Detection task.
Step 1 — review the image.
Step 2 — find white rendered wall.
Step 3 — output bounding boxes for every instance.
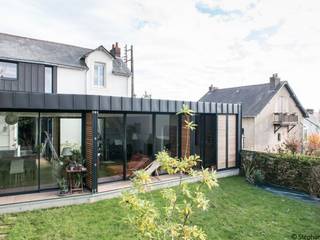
[85,50,130,97]
[57,68,86,94]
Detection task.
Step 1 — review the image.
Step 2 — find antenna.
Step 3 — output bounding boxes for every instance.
[124,45,135,98]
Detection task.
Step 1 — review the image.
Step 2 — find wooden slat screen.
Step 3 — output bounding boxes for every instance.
[85,113,93,190]
[217,115,226,169]
[181,116,190,157]
[228,115,236,168]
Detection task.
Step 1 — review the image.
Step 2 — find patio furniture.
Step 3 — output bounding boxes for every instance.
[144,160,162,180]
[127,154,151,177]
[66,167,87,194]
[9,159,24,186]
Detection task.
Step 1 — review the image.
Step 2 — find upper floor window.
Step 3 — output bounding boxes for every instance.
[94,62,105,87]
[45,66,53,93]
[0,61,17,80]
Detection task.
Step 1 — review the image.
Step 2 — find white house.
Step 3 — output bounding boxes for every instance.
[0,33,131,97]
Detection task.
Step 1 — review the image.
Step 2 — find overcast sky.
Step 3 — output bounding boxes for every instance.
[0,0,319,110]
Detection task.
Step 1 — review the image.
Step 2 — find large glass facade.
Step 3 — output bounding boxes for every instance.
[155,115,179,157]
[0,112,82,195]
[97,114,124,183]
[0,112,39,194]
[40,113,82,190]
[126,114,153,178]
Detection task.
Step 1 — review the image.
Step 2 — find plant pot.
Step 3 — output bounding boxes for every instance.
[58,189,69,196]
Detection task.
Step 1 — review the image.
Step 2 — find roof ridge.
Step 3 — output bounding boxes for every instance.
[212,82,285,91]
[0,32,93,51]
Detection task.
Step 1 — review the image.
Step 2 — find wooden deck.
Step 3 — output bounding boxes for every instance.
[0,169,239,214]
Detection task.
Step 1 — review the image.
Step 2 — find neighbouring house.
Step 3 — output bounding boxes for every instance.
[200,73,308,152]
[0,33,241,197]
[303,109,320,142]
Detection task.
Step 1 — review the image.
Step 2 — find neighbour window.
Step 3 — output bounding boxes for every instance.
[94,62,105,87]
[0,61,17,80]
[45,67,53,93]
[278,133,281,141]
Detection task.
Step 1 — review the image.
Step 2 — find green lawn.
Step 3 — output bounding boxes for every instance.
[1,176,319,240]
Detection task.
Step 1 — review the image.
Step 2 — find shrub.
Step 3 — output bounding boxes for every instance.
[241,150,320,197]
[283,137,301,154]
[307,134,320,155]
[120,105,218,240]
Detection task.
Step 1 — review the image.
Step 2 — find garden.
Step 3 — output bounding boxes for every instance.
[0,176,319,240]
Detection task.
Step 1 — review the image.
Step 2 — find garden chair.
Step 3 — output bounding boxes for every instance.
[144,160,162,180]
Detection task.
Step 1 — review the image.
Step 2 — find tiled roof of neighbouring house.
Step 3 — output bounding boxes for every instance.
[0,32,131,77]
[200,81,308,117]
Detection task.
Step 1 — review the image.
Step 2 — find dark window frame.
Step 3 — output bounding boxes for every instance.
[0,60,18,81]
[44,66,53,94]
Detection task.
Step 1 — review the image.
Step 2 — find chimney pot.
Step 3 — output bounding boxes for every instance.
[270,73,280,90]
[306,109,314,115]
[209,84,218,91]
[110,42,121,58]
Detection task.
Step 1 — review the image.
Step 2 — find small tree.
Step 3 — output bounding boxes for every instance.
[120,105,218,240]
[283,137,301,154]
[307,134,320,155]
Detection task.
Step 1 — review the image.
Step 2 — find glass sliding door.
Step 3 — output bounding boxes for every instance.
[126,114,153,178]
[0,112,39,194]
[97,114,124,183]
[155,114,179,157]
[39,113,82,190]
[194,114,217,169]
[204,115,216,168]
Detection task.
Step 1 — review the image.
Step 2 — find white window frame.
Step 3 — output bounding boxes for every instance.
[93,62,106,88]
[44,66,53,93]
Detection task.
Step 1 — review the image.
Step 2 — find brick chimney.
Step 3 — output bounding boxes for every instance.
[209,84,218,91]
[270,73,280,90]
[110,42,121,58]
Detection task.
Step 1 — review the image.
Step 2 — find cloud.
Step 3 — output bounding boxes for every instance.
[245,21,283,43]
[195,2,242,17]
[0,0,319,110]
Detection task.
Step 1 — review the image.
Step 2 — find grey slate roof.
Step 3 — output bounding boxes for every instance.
[200,81,308,117]
[0,32,131,77]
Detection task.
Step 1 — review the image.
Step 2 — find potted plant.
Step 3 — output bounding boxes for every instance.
[57,177,68,196]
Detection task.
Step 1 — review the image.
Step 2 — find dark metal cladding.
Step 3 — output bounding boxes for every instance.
[204,102,210,113]
[59,94,73,110]
[190,102,197,112]
[222,103,228,114]
[151,99,159,112]
[143,99,152,112]
[86,95,99,110]
[216,103,222,113]
[122,97,131,111]
[197,102,204,113]
[100,96,111,111]
[168,100,176,112]
[111,96,122,111]
[74,94,86,110]
[160,99,168,112]
[132,98,141,111]
[15,92,30,108]
[0,91,241,114]
[211,102,216,113]
[30,93,44,109]
[176,101,183,112]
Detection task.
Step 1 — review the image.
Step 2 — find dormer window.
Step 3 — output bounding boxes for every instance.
[0,61,17,80]
[94,62,105,87]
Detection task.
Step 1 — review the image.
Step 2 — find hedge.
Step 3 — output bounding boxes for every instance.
[241,150,320,197]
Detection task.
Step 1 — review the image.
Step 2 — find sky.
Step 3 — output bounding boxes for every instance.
[0,0,319,110]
